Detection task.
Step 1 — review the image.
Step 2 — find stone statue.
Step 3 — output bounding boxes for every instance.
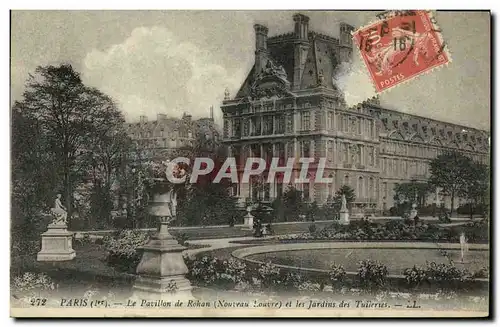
[341,194,348,211]
[224,88,230,100]
[50,194,68,225]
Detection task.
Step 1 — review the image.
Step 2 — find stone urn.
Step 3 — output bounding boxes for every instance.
[133,187,193,300]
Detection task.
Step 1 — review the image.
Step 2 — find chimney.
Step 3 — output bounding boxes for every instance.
[293,13,309,41]
[339,22,355,62]
[140,115,148,123]
[292,13,311,90]
[254,24,269,76]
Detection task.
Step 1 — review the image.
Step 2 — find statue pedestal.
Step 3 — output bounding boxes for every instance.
[37,224,75,261]
[339,210,350,225]
[243,213,254,230]
[133,222,194,300]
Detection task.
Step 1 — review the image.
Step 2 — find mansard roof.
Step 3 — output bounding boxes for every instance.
[235,31,344,99]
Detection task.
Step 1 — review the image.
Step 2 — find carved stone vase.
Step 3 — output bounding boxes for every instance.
[133,186,193,300]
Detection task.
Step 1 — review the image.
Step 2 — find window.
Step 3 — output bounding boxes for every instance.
[301,112,310,131]
[264,183,270,201]
[263,116,273,135]
[328,140,334,163]
[243,119,249,136]
[358,177,364,199]
[286,115,293,132]
[301,140,310,157]
[328,112,334,130]
[276,115,285,134]
[276,179,283,199]
[232,119,241,137]
[303,183,310,201]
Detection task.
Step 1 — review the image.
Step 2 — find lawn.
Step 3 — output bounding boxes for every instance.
[247,248,490,275]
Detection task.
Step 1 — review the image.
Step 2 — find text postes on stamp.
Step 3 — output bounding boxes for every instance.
[352,10,451,93]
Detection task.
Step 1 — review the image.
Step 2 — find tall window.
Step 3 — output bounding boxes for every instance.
[358,177,364,199]
[276,177,283,199]
[301,140,310,157]
[328,140,334,163]
[275,115,285,134]
[286,115,293,132]
[232,119,241,137]
[263,116,273,135]
[303,183,310,201]
[264,182,270,201]
[328,112,334,130]
[301,112,310,131]
[243,119,249,136]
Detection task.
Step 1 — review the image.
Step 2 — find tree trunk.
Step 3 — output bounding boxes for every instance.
[450,190,455,218]
[469,201,474,220]
[64,171,72,226]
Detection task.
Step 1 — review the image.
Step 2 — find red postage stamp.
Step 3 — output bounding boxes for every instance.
[352,10,450,93]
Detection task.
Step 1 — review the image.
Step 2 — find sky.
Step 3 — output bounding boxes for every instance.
[10,10,490,130]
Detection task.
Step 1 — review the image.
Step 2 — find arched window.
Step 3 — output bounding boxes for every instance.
[329,174,335,200]
[358,176,364,199]
[369,177,374,200]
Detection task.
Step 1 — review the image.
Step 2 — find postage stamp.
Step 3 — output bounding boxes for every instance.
[10,9,490,319]
[352,10,451,93]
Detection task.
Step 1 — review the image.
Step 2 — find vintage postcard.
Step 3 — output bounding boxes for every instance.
[10,10,491,318]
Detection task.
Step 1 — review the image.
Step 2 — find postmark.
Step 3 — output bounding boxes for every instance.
[352,10,451,93]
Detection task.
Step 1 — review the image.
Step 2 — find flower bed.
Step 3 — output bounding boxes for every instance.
[278,219,489,243]
[186,251,488,297]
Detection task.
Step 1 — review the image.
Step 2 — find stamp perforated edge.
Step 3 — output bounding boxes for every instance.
[350,10,453,95]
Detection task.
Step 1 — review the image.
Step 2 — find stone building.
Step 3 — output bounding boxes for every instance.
[221,13,489,213]
[125,109,219,162]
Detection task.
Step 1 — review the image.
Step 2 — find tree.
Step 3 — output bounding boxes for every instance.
[459,161,489,219]
[282,186,305,221]
[393,182,433,207]
[334,185,356,208]
[12,64,125,224]
[429,151,476,217]
[12,108,59,230]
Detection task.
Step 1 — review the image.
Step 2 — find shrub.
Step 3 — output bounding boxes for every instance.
[185,255,218,285]
[357,260,388,291]
[308,223,317,234]
[297,281,321,293]
[403,265,427,288]
[257,261,281,289]
[468,267,488,279]
[12,272,55,293]
[217,258,248,288]
[424,262,466,282]
[176,232,189,246]
[102,230,150,272]
[329,263,347,289]
[185,255,248,289]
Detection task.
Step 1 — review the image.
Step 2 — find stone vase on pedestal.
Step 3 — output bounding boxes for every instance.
[241,206,254,230]
[133,188,194,300]
[37,223,76,261]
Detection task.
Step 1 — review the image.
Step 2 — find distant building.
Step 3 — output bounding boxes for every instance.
[221,13,489,213]
[125,108,219,161]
